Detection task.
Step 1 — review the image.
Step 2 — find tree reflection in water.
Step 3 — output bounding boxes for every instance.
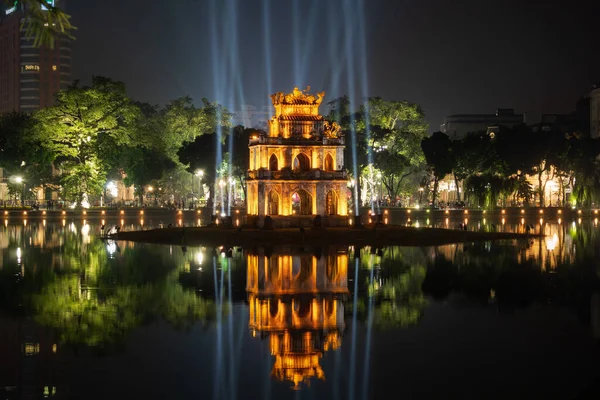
[1,228,222,348]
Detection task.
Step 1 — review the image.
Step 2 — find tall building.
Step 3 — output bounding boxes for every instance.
[0,0,71,113]
[440,109,525,140]
[590,85,600,139]
[246,87,348,217]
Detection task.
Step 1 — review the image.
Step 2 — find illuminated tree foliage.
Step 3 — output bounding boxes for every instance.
[3,0,76,48]
[0,112,55,196]
[333,97,428,206]
[32,77,140,205]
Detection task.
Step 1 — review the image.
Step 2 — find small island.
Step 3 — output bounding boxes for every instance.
[111,224,539,247]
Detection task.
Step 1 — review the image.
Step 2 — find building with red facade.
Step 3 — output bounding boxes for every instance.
[0,0,71,113]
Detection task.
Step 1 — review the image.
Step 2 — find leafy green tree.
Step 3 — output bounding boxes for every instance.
[338,97,428,206]
[3,0,76,48]
[421,132,454,207]
[32,77,140,206]
[228,125,262,201]
[0,112,55,199]
[163,97,232,160]
[121,147,176,205]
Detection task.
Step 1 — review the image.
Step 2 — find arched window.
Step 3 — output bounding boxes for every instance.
[291,189,313,215]
[268,190,279,215]
[326,191,338,215]
[324,154,334,171]
[269,154,278,171]
[293,153,310,171]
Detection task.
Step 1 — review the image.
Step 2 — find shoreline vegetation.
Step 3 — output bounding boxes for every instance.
[111,225,542,247]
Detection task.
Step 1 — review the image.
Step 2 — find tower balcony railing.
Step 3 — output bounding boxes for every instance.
[247,168,347,180]
[249,135,345,146]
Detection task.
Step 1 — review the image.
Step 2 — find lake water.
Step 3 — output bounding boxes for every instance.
[2,214,600,399]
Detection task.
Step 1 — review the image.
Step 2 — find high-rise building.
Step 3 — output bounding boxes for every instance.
[0,0,71,114]
[440,109,525,140]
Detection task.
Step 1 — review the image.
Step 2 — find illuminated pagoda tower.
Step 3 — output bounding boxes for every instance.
[247,246,349,389]
[246,87,348,218]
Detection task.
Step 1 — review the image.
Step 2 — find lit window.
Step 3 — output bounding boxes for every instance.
[52,65,57,71]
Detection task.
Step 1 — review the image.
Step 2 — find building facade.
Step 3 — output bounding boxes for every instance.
[246,87,348,217]
[441,109,525,140]
[590,86,600,139]
[0,0,71,113]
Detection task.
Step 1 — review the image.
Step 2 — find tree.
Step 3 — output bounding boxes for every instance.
[228,125,262,201]
[421,132,454,207]
[121,147,176,205]
[163,97,232,160]
[178,133,220,200]
[32,77,140,206]
[0,112,55,200]
[3,0,76,48]
[342,97,428,207]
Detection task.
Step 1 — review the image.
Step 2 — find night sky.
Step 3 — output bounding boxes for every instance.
[68,0,600,131]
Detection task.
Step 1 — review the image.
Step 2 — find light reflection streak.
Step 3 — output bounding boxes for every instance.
[361,252,375,399]
[212,255,222,400]
[349,256,359,399]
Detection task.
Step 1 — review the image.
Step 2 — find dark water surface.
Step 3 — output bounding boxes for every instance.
[2,215,600,399]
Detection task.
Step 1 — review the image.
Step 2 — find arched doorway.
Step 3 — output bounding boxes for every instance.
[326,190,338,215]
[324,153,334,171]
[268,190,279,215]
[269,154,278,171]
[291,189,312,215]
[293,153,310,171]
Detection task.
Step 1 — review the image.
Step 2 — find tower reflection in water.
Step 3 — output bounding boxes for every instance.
[246,246,349,390]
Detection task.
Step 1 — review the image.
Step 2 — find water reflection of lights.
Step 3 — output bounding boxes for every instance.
[23,219,27,226]
[196,251,204,265]
[69,222,76,233]
[62,219,66,227]
[81,223,90,236]
[545,233,559,251]
[106,240,117,256]
[16,247,21,263]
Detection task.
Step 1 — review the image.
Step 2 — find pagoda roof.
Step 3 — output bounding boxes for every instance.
[278,115,323,121]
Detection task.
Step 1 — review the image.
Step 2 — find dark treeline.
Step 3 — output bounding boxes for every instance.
[421,126,600,208]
